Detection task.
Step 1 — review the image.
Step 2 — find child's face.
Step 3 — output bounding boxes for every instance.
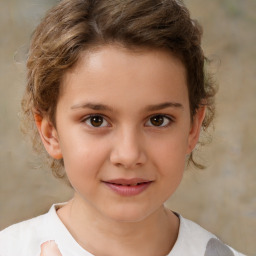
[39,45,204,222]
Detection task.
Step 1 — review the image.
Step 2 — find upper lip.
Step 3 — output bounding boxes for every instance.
[103,178,152,185]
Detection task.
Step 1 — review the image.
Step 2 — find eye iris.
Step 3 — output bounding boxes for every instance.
[91,116,103,127]
[151,115,164,126]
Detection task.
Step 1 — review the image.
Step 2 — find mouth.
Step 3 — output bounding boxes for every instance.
[111,183,146,186]
[103,178,153,196]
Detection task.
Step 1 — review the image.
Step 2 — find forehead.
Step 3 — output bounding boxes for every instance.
[59,45,189,111]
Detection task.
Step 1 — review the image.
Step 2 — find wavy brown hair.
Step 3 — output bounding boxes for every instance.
[22,0,216,179]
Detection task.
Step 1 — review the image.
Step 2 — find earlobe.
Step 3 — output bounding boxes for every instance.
[34,113,63,159]
[186,106,206,154]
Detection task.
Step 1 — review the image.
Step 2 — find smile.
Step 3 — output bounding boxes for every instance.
[103,178,153,196]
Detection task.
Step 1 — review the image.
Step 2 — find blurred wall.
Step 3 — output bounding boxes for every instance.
[0,0,255,255]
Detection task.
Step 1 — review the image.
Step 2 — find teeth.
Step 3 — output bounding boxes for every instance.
[114,183,141,186]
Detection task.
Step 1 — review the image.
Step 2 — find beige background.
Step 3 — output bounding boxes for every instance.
[0,0,255,255]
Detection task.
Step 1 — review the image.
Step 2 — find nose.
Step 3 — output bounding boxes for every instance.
[110,127,147,169]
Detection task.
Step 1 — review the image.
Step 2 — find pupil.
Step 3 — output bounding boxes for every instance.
[91,116,103,127]
[151,115,164,126]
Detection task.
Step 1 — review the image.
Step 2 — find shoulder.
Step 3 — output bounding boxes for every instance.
[0,204,59,256]
[168,215,246,256]
[0,212,47,237]
[0,215,45,255]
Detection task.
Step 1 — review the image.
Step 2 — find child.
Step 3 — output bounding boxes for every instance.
[0,0,246,255]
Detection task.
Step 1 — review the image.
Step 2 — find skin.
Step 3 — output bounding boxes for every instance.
[40,241,62,256]
[36,45,205,256]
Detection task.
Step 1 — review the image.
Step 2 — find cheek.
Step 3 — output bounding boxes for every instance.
[148,132,188,195]
[59,136,110,184]
[158,141,186,189]
[150,132,189,167]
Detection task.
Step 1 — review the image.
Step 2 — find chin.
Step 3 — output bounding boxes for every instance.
[103,205,156,223]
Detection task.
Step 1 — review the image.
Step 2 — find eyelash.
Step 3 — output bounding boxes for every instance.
[81,114,174,128]
[82,114,110,128]
[145,114,174,128]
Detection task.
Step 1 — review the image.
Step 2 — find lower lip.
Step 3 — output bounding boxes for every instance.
[104,182,152,196]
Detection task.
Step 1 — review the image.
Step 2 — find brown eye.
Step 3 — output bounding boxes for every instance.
[90,116,103,127]
[150,115,164,126]
[85,115,109,127]
[146,115,172,127]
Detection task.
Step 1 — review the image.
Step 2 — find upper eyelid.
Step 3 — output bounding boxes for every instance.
[81,114,111,127]
[144,114,174,128]
[146,113,175,121]
[81,113,109,121]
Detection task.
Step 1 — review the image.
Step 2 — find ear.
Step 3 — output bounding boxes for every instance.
[186,106,206,154]
[34,113,63,159]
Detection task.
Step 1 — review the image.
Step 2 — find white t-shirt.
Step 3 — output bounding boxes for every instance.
[0,203,245,256]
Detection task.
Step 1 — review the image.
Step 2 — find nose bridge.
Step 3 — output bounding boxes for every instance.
[110,125,146,168]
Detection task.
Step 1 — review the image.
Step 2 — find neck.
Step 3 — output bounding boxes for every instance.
[57,194,179,256]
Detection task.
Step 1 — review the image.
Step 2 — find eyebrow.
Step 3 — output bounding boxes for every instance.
[71,103,113,111]
[145,102,184,111]
[71,101,183,112]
